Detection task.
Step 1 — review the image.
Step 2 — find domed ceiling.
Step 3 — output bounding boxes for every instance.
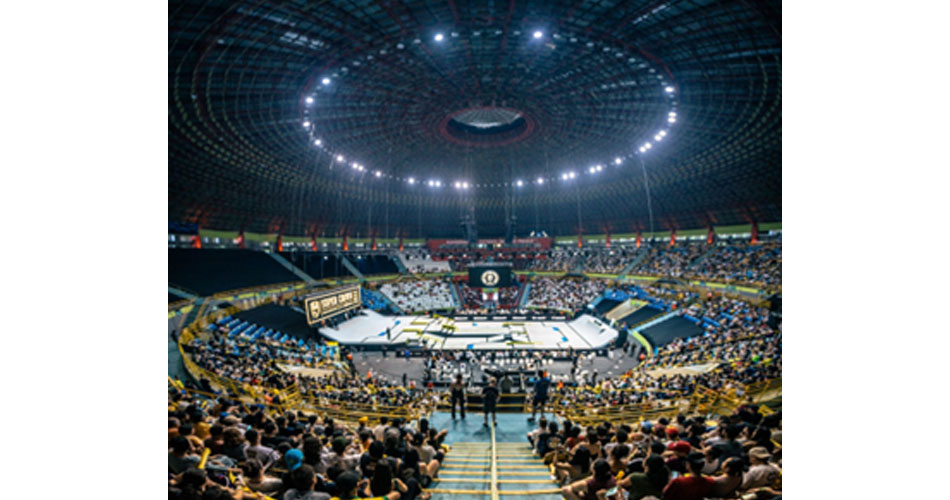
[169,0,781,238]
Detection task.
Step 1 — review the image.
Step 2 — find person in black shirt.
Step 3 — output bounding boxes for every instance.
[529,370,550,422]
[482,378,499,427]
[449,374,466,420]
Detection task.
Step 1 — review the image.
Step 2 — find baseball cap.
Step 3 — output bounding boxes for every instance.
[749,446,771,461]
[668,441,691,454]
[284,449,303,471]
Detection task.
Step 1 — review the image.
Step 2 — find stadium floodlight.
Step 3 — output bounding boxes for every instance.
[408,177,415,184]
[668,116,676,123]
[305,96,314,104]
[596,164,603,171]
[589,166,596,174]
[314,139,322,146]
[322,78,331,85]
[655,134,663,141]
[639,147,646,153]
[302,121,311,128]
[336,154,345,162]
[533,31,543,39]
[462,182,469,189]
[659,130,667,136]
[614,157,622,165]
[665,86,674,93]
[516,180,524,187]
[537,177,544,185]
[645,143,652,149]
[561,173,568,180]
[668,111,676,117]
[375,171,382,177]
[434,33,444,42]
[427,180,434,187]
[569,171,576,179]
[435,180,441,187]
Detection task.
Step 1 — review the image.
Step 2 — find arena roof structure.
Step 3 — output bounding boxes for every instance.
[169,0,781,238]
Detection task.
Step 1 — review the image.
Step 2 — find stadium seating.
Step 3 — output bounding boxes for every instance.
[278,252,353,280]
[168,249,301,295]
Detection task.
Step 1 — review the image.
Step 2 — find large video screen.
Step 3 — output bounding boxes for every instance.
[468,264,513,288]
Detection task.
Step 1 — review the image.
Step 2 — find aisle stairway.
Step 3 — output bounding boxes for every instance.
[427,412,562,500]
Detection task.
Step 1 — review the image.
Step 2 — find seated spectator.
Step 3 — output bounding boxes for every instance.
[241,458,283,495]
[561,458,616,500]
[709,456,744,498]
[169,436,201,474]
[617,454,668,500]
[661,452,714,500]
[364,459,406,500]
[741,447,781,491]
[283,464,331,500]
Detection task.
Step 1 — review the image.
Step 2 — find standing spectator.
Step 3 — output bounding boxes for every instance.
[483,378,499,427]
[530,370,550,422]
[449,374,466,420]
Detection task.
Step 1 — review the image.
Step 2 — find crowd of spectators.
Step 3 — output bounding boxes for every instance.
[527,277,606,312]
[692,242,781,287]
[169,387,449,500]
[379,279,456,312]
[584,249,635,274]
[641,296,780,371]
[523,407,781,500]
[628,244,706,278]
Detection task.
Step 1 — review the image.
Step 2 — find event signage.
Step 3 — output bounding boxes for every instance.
[304,285,361,325]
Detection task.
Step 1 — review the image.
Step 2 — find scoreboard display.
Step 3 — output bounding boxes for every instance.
[468,263,514,288]
[304,285,361,325]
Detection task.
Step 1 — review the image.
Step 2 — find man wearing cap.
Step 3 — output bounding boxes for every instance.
[663,441,692,474]
[661,452,714,500]
[741,447,780,491]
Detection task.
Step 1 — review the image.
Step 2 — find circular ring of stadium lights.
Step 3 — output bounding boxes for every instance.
[295,27,681,191]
